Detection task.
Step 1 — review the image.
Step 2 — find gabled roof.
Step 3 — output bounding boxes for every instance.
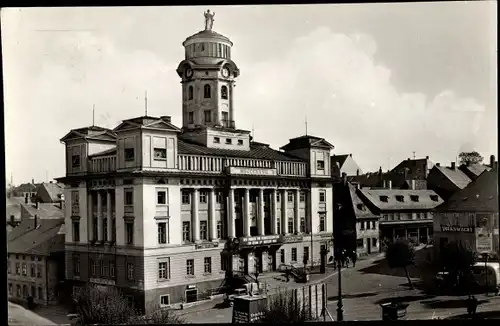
[331,154,350,168]
[36,182,64,203]
[13,183,38,193]
[113,116,181,133]
[435,168,498,212]
[433,165,472,189]
[89,147,117,158]
[178,139,303,162]
[358,189,443,211]
[280,135,334,151]
[7,218,65,255]
[60,126,117,142]
[20,202,64,219]
[459,163,491,179]
[347,184,378,219]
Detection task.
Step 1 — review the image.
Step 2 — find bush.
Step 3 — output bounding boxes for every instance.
[386,239,416,289]
[258,291,316,323]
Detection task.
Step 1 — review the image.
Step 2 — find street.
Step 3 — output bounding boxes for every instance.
[8,301,58,326]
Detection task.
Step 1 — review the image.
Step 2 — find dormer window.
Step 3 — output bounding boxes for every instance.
[225,138,232,145]
[379,195,388,202]
[410,195,419,202]
[124,148,135,162]
[395,195,404,202]
[188,86,193,100]
[317,160,325,171]
[430,195,439,202]
[71,155,81,168]
[221,85,228,99]
[154,148,167,160]
[213,137,220,144]
[237,139,243,146]
[204,84,211,98]
[204,110,211,123]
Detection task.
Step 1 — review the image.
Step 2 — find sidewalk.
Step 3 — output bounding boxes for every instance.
[8,301,58,326]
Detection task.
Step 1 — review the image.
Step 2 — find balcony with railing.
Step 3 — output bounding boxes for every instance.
[89,155,116,173]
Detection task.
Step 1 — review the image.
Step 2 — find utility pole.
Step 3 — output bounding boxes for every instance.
[305,117,308,136]
[92,104,95,126]
[145,91,148,116]
[413,151,416,159]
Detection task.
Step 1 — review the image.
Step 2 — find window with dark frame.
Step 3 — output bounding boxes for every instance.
[157,191,167,205]
[72,155,81,168]
[300,192,305,202]
[182,191,190,204]
[319,213,326,232]
[127,263,134,281]
[125,190,133,206]
[225,138,232,144]
[360,221,365,230]
[110,261,115,278]
[160,295,170,306]
[300,217,306,233]
[158,222,168,244]
[126,222,134,245]
[37,264,42,278]
[90,259,97,276]
[199,191,207,204]
[182,221,191,242]
[319,191,326,203]
[288,219,294,234]
[204,84,211,98]
[30,264,35,277]
[291,248,297,262]
[204,257,212,274]
[221,85,228,99]
[217,221,222,239]
[38,287,43,300]
[158,261,169,280]
[72,221,80,242]
[317,160,325,170]
[237,139,243,145]
[287,191,293,202]
[186,259,194,275]
[213,137,220,144]
[188,112,194,124]
[154,148,167,160]
[200,221,208,240]
[303,246,309,262]
[280,249,285,263]
[124,148,135,162]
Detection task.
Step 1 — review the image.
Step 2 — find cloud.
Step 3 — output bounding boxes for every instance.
[4,24,496,182]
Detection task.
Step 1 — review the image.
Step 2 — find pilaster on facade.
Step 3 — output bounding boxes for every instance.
[281,189,287,235]
[271,189,278,234]
[87,192,94,241]
[209,189,217,241]
[294,189,300,234]
[258,188,265,236]
[192,189,200,242]
[106,191,113,243]
[243,188,251,237]
[97,191,103,243]
[228,188,236,238]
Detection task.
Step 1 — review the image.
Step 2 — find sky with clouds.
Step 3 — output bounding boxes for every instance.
[2,3,497,184]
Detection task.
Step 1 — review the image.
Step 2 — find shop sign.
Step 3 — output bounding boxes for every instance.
[440,225,474,233]
[227,166,277,176]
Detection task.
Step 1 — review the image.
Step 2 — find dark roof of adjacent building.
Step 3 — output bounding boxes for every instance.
[459,163,491,179]
[36,182,64,203]
[21,202,64,219]
[358,189,443,211]
[7,218,65,255]
[60,125,117,142]
[391,157,432,175]
[13,183,38,193]
[178,138,304,162]
[280,135,334,151]
[433,165,472,189]
[331,154,350,169]
[435,168,499,212]
[7,197,23,221]
[348,184,378,219]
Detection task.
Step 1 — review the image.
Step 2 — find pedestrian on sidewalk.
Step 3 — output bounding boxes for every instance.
[352,252,357,267]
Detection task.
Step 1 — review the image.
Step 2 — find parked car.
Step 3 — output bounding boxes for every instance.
[223,288,247,307]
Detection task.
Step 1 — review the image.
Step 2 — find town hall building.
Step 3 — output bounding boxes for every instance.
[57,11,335,311]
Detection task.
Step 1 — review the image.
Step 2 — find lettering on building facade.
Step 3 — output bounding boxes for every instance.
[195,242,219,250]
[227,166,277,176]
[239,235,281,248]
[440,225,475,233]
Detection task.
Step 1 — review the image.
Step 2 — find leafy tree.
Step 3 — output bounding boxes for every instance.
[440,241,477,292]
[459,151,484,166]
[72,285,184,325]
[258,291,316,323]
[386,239,416,289]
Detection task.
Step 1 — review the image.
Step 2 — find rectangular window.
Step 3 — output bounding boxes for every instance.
[372,238,378,247]
[103,218,108,242]
[225,138,232,144]
[204,257,212,274]
[360,221,365,230]
[357,239,364,248]
[160,295,170,306]
[100,259,107,277]
[317,160,325,170]
[182,191,190,204]
[372,221,376,229]
[277,219,281,234]
[22,263,27,276]
[287,191,293,202]
[37,264,42,278]
[38,287,43,300]
[280,249,285,263]
[237,139,243,145]
[288,219,294,234]
[124,148,135,162]
[125,189,133,206]
[154,148,167,160]
[158,261,170,280]
[204,110,211,122]
[182,221,191,242]
[110,261,115,278]
[31,285,35,297]
[91,259,97,277]
[186,259,194,275]
[8,283,12,296]
[213,137,220,144]
[158,222,168,244]
[221,111,229,125]
[300,192,305,202]
[73,221,80,242]
[416,212,421,219]
[216,192,223,203]
[127,263,134,281]
[291,248,297,262]
[217,221,222,239]
[30,263,36,277]
[277,193,280,202]
[319,191,326,203]
[16,263,20,275]
[71,190,79,215]
[157,191,167,205]
[200,221,208,240]
[188,112,194,124]
[126,222,134,245]
[16,285,21,297]
[73,256,80,276]
[199,191,207,204]
[303,246,309,263]
[319,213,326,232]
[72,155,81,168]
[300,217,306,233]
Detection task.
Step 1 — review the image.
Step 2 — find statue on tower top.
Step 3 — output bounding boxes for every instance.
[204,10,215,31]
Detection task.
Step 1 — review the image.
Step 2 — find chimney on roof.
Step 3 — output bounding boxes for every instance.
[490,155,495,168]
[32,178,34,184]
[356,169,360,176]
[160,116,171,123]
[426,156,429,159]
[411,179,416,190]
[407,158,410,161]
[49,181,53,184]
[34,214,38,229]
[436,163,440,167]
[378,166,383,182]
[451,162,456,170]
[388,180,392,189]
[10,215,15,225]
[350,153,352,157]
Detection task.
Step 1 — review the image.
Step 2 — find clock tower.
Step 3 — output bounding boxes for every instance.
[176,10,250,150]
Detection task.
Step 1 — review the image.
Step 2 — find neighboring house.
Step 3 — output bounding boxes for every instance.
[433,167,499,262]
[36,182,64,203]
[7,217,65,306]
[331,154,363,178]
[20,201,65,221]
[7,197,23,224]
[12,180,39,199]
[427,162,472,201]
[357,184,443,246]
[390,156,434,180]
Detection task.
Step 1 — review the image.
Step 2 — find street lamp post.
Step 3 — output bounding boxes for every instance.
[337,254,344,322]
[334,203,344,322]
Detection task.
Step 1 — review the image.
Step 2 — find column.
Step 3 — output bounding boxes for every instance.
[243,188,251,237]
[426,227,429,244]
[88,191,94,241]
[294,189,300,234]
[417,228,420,245]
[392,228,396,241]
[271,189,278,235]
[192,189,200,242]
[281,189,287,234]
[97,191,103,242]
[107,191,113,243]
[228,188,236,238]
[209,189,217,240]
[258,188,265,236]
[404,228,408,240]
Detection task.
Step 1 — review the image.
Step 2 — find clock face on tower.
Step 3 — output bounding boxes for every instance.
[222,68,229,78]
[185,68,193,79]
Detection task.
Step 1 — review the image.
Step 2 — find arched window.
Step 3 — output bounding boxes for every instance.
[221,85,228,100]
[188,86,193,100]
[204,84,211,98]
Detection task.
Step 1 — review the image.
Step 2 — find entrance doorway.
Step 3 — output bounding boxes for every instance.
[185,289,198,303]
[367,239,371,254]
